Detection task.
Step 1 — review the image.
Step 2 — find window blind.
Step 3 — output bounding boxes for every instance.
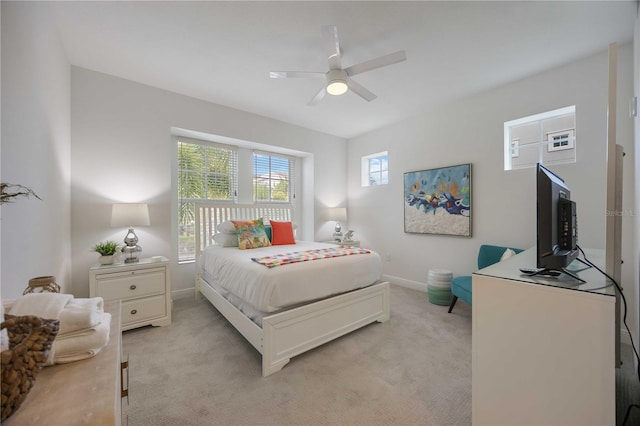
[252,150,296,203]
[177,136,238,261]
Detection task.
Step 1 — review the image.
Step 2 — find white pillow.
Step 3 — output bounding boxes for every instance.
[500,248,517,261]
[213,232,238,247]
[217,221,237,234]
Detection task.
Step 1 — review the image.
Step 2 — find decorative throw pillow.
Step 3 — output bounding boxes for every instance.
[217,221,237,234]
[500,248,517,261]
[232,218,271,250]
[270,221,296,245]
[264,225,272,242]
[213,233,239,247]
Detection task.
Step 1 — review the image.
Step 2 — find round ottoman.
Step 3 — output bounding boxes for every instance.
[427,269,453,306]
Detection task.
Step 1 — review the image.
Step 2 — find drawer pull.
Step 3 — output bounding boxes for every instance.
[131,309,137,315]
[130,285,137,290]
[121,354,129,402]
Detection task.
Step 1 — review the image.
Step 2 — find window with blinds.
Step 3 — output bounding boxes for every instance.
[177,137,238,261]
[253,151,295,203]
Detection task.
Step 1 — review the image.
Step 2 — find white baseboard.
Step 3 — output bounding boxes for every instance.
[382,274,427,293]
[172,287,195,301]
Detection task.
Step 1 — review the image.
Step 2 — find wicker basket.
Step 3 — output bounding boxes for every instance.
[23,276,60,295]
[1,315,59,421]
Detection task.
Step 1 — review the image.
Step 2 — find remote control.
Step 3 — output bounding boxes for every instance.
[519,268,560,277]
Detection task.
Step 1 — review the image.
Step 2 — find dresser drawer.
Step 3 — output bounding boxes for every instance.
[96,267,165,301]
[122,295,166,325]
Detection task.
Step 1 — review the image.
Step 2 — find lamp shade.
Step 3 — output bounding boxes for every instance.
[111,203,150,227]
[326,207,347,222]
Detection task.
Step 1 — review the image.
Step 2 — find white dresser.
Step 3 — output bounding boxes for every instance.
[90,257,171,331]
[472,248,615,425]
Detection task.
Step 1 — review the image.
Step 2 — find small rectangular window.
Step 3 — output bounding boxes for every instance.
[362,151,389,187]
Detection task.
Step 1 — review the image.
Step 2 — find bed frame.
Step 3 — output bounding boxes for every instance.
[194,203,390,376]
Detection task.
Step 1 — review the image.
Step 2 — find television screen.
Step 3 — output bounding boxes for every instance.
[536,163,578,271]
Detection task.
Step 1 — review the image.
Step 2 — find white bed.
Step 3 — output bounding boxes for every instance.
[195,203,390,376]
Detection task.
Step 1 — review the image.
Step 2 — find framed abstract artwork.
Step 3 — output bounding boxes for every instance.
[404,163,472,236]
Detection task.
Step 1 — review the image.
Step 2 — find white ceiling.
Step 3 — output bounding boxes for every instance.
[51,1,637,139]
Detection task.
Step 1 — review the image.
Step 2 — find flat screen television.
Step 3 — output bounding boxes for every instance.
[536,163,579,274]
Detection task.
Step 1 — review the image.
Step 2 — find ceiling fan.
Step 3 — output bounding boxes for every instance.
[269,25,407,106]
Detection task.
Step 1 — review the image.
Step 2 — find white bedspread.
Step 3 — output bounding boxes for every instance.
[199,241,382,313]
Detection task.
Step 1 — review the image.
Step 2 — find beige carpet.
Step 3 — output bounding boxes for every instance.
[122,285,472,425]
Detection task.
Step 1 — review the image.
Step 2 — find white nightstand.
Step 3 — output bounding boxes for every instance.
[321,240,361,248]
[90,257,171,331]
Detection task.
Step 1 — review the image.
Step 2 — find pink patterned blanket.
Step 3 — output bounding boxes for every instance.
[251,246,371,268]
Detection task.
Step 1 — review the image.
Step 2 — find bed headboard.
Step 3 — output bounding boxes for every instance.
[195,203,293,258]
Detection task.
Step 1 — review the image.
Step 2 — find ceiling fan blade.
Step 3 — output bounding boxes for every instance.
[270,71,324,79]
[307,85,326,106]
[345,50,407,77]
[321,25,342,70]
[347,78,377,102]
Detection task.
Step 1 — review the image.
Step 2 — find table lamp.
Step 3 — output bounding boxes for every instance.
[327,207,347,242]
[111,203,150,263]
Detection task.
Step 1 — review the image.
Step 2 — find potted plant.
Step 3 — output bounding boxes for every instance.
[93,241,119,265]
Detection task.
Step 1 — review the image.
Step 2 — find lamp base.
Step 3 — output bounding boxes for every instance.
[333,221,343,242]
[122,245,142,263]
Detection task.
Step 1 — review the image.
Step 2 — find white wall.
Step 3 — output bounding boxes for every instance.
[70,68,346,298]
[1,2,71,300]
[348,45,637,339]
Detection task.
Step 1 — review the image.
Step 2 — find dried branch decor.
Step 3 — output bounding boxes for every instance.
[0,183,41,204]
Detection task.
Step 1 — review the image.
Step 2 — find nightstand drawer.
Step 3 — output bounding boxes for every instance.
[122,295,166,324]
[96,267,166,301]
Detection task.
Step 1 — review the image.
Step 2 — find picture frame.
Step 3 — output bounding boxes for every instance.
[404,163,472,236]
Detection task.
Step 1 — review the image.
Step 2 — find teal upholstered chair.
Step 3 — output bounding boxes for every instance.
[448,244,524,313]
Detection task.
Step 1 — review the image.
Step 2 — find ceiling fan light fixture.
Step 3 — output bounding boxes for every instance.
[327,80,348,96]
[271,26,407,105]
[326,69,348,96]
